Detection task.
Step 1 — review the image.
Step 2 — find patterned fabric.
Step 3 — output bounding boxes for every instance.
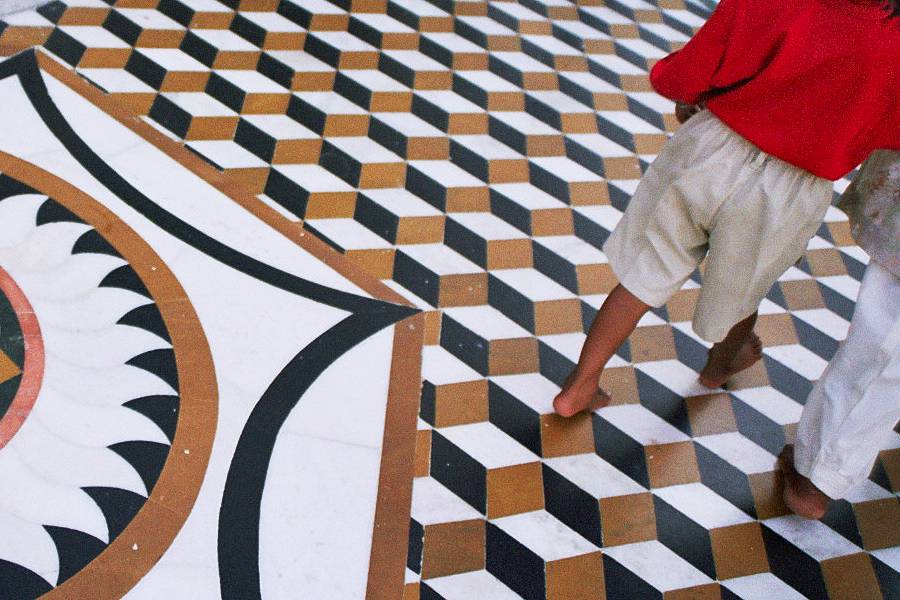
[839,150,900,278]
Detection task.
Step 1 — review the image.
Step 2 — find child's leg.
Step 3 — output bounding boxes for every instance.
[698,312,763,388]
[787,261,900,518]
[553,284,651,417]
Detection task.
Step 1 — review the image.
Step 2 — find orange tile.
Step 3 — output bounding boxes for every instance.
[779,279,826,310]
[749,470,790,519]
[684,393,738,437]
[710,522,768,579]
[486,462,544,518]
[629,325,678,363]
[438,273,488,307]
[821,553,882,600]
[421,519,485,579]
[646,441,700,488]
[664,583,721,600]
[853,498,900,550]
[600,492,656,546]
[488,337,539,376]
[600,366,639,405]
[806,248,848,277]
[433,380,488,427]
[546,552,605,600]
[540,412,596,458]
[754,313,798,347]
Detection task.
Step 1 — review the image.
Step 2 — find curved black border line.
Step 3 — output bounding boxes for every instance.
[0,49,420,598]
[217,311,403,600]
[0,50,414,320]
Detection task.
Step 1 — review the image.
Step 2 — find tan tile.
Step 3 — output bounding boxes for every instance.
[359,162,406,189]
[646,441,700,488]
[684,393,738,437]
[486,462,544,518]
[600,492,656,546]
[878,448,900,492]
[710,522,768,579]
[446,186,490,213]
[569,181,609,206]
[109,92,156,116]
[634,133,667,154]
[806,248,848,277]
[238,92,290,114]
[664,583,721,600]
[749,470,790,519]
[414,430,431,478]
[58,6,111,25]
[534,299,583,336]
[821,553,882,600]
[577,263,618,296]
[406,137,451,160]
[438,273,488,307]
[369,91,413,113]
[540,412,596,458]
[546,552,605,600]
[487,158,530,184]
[346,248,395,280]
[185,116,239,140]
[780,279,826,310]
[754,313,798,347]
[322,114,369,137]
[853,498,900,550]
[271,139,323,164]
[485,238,533,269]
[421,519,485,579]
[828,222,856,246]
[304,191,356,218]
[488,337,539,376]
[531,208,574,236]
[396,215,445,245]
[665,288,700,322]
[525,135,565,157]
[727,359,770,391]
[446,112,489,135]
[629,325,677,363]
[79,47,133,69]
[559,113,598,134]
[224,166,269,195]
[601,366,639,405]
[433,380,488,427]
[261,32,306,51]
[159,70,210,92]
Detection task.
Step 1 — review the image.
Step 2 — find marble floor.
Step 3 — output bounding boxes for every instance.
[0,1,897,599]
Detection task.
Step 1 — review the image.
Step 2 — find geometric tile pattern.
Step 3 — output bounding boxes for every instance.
[2,0,898,598]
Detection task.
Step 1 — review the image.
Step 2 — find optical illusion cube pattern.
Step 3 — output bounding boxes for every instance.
[1,0,898,598]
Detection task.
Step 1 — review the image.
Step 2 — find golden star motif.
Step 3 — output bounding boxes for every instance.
[0,349,21,386]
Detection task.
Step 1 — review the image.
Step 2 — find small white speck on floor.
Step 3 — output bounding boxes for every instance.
[132,544,139,551]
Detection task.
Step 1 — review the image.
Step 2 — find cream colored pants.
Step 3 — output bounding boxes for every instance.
[795,260,900,499]
[603,111,833,342]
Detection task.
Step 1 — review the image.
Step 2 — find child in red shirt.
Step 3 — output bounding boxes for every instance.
[554,0,900,416]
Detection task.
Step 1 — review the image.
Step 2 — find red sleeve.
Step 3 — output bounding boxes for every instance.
[649,0,742,105]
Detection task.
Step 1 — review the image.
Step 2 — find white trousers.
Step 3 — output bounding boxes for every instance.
[795,260,900,499]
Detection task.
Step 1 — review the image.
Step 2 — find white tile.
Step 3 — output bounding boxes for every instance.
[412,477,484,524]
[449,212,528,240]
[763,516,862,561]
[455,69,523,91]
[544,453,646,498]
[654,483,753,528]
[721,573,807,600]
[443,305,532,340]
[731,387,803,426]
[422,345,483,385]
[398,244,482,275]
[438,422,538,468]
[529,156,604,181]
[603,541,713,591]
[695,432,776,474]
[187,140,268,168]
[451,135,523,159]
[415,90,486,113]
[340,69,411,91]
[791,308,850,340]
[325,137,404,162]
[763,344,829,381]
[491,183,568,210]
[361,189,443,217]
[489,373,558,414]
[271,164,355,192]
[599,404,691,445]
[490,111,560,135]
[491,510,598,560]
[491,268,574,301]
[635,360,711,399]
[408,160,486,187]
[305,218,394,250]
[240,114,318,139]
[425,570,521,599]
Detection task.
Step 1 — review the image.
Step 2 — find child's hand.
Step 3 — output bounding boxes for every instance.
[676,102,702,124]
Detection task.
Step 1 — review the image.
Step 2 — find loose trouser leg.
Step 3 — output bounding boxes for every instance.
[795,261,900,499]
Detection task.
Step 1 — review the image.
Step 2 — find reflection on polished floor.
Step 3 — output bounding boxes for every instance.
[0,0,897,598]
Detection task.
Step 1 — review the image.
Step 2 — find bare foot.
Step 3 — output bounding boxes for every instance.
[779,445,830,519]
[553,372,612,418]
[699,333,763,389]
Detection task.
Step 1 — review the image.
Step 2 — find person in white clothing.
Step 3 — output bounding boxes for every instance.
[781,150,900,519]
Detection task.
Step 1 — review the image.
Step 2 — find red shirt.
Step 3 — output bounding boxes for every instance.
[650,0,900,180]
